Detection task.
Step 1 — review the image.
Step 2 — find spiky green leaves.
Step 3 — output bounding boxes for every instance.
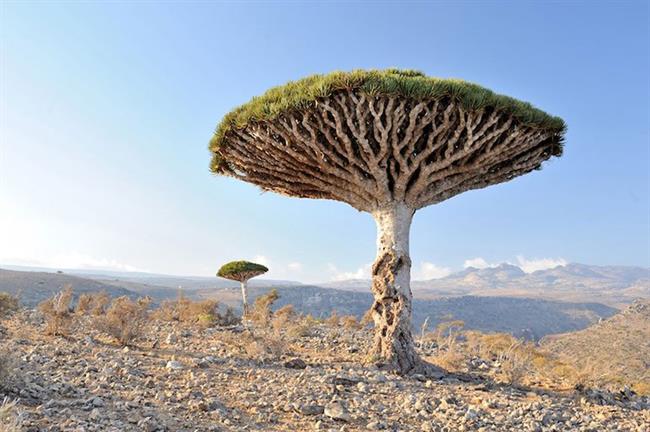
[217,261,268,282]
[209,69,566,173]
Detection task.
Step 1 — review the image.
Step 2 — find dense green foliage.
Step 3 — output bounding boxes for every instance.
[217,260,268,279]
[209,69,566,172]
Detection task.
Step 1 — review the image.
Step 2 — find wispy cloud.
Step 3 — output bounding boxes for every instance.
[463,257,495,269]
[463,256,566,273]
[327,262,372,281]
[515,255,567,273]
[413,261,452,280]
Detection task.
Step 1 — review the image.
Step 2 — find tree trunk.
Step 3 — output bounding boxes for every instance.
[240,280,249,317]
[368,202,421,375]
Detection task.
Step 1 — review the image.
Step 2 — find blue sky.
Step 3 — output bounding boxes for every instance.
[1,1,648,282]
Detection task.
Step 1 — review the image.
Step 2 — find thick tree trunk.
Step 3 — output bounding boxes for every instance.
[368,203,422,375]
[240,280,249,317]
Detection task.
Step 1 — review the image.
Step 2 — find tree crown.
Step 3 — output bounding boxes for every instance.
[217,260,268,281]
[209,69,566,212]
[209,69,565,172]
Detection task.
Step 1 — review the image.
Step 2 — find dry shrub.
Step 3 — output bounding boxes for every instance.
[245,334,286,359]
[0,293,19,318]
[325,310,340,327]
[218,307,240,326]
[0,398,21,432]
[153,294,237,328]
[341,315,361,330]
[249,289,279,326]
[94,296,150,346]
[38,285,74,336]
[243,291,313,360]
[286,320,312,339]
[271,305,295,333]
[430,320,466,370]
[496,340,536,386]
[360,308,374,327]
[76,291,110,316]
[0,349,16,392]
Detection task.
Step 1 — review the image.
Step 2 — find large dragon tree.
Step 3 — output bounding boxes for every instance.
[209,69,565,375]
[217,260,268,317]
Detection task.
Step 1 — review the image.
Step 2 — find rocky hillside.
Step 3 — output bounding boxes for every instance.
[1,309,648,432]
[261,286,616,341]
[0,269,139,307]
[1,269,619,340]
[325,263,650,307]
[542,299,650,387]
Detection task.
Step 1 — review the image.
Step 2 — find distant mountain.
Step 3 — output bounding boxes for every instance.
[326,263,649,307]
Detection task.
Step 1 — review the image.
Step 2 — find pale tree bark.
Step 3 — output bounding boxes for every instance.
[240,280,249,317]
[369,203,424,374]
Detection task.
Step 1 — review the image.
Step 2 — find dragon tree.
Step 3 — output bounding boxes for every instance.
[217,260,268,317]
[209,69,565,375]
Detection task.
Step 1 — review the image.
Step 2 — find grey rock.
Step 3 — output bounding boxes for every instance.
[324,401,351,422]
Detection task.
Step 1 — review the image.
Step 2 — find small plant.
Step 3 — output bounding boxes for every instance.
[430,320,466,370]
[0,398,21,432]
[76,291,110,316]
[153,294,232,328]
[496,340,535,387]
[38,285,74,336]
[360,308,374,328]
[271,304,295,333]
[0,349,17,392]
[249,289,279,326]
[216,306,240,326]
[325,310,340,327]
[341,315,361,330]
[94,296,150,346]
[0,293,19,318]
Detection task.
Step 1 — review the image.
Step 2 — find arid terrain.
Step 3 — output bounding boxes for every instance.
[3,264,647,340]
[1,289,648,432]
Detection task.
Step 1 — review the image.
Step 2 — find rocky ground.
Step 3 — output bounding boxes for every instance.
[1,311,649,432]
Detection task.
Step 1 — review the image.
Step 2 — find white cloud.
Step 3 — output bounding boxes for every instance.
[414,262,452,280]
[516,255,567,273]
[328,262,372,281]
[463,257,495,269]
[463,255,567,273]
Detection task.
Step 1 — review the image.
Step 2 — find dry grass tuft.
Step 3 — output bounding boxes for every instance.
[428,320,466,370]
[325,311,340,327]
[153,294,238,327]
[38,285,74,336]
[93,296,150,346]
[248,289,279,326]
[0,349,17,392]
[341,315,361,330]
[76,291,110,316]
[0,398,21,432]
[0,293,19,318]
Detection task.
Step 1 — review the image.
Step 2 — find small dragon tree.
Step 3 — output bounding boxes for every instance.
[209,69,565,375]
[217,260,268,317]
